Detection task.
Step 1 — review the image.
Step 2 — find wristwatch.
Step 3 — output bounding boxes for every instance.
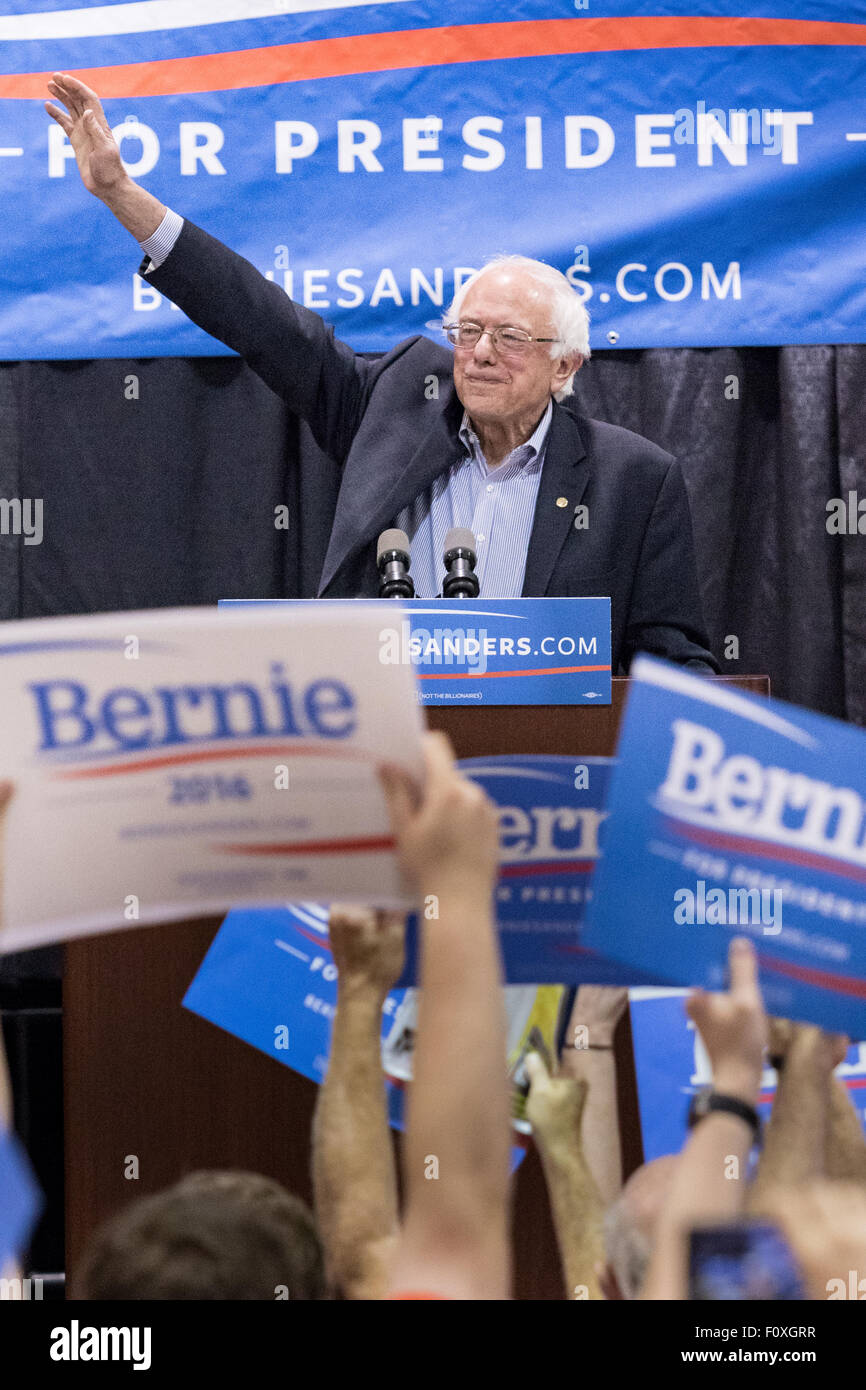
[687,1086,762,1143]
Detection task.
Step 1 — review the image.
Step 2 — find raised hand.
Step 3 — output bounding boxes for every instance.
[327,905,406,996]
[687,936,769,1103]
[45,72,127,197]
[378,731,500,904]
[525,1049,588,1151]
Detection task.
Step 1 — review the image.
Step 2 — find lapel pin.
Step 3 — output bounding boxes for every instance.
[556,496,568,508]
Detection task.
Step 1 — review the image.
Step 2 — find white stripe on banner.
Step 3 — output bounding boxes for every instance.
[0,0,410,42]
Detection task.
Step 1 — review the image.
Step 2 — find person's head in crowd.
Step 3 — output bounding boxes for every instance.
[73,1169,327,1300]
[602,1155,679,1299]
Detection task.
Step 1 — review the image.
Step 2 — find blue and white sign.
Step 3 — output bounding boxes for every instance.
[183,901,408,1128]
[1,2,865,356]
[0,604,423,953]
[462,753,649,984]
[582,657,866,1037]
[221,598,612,706]
[629,988,866,1161]
[0,1127,43,1269]
[188,754,655,1004]
[183,899,529,1166]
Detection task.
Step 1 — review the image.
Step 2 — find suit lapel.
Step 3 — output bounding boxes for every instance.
[521,405,590,596]
[318,386,465,595]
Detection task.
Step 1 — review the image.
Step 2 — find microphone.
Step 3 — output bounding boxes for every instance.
[377,529,415,598]
[442,527,480,598]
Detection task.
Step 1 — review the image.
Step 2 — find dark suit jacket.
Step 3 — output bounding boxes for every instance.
[143,220,718,674]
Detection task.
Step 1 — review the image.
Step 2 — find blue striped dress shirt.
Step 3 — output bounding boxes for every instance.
[395,400,553,598]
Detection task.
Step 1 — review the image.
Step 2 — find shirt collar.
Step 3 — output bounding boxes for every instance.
[459,398,554,470]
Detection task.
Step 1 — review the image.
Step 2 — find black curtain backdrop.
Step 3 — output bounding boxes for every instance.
[0,345,864,723]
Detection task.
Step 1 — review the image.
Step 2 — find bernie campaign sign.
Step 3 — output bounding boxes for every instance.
[582,657,866,1037]
[0,603,423,952]
[629,987,866,1162]
[0,1127,43,1271]
[223,598,612,706]
[183,899,532,1166]
[460,753,648,984]
[183,900,410,1129]
[0,2,864,357]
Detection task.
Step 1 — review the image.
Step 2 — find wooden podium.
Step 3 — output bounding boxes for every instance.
[63,676,769,1299]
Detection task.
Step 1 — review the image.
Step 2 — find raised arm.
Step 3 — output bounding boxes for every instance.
[525,1051,605,1299]
[826,1058,866,1187]
[559,986,629,1206]
[641,938,768,1300]
[311,906,405,1300]
[45,74,165,240]
[379,733,510,1300]
[44,73,372,463]
[747,1020,848,1213]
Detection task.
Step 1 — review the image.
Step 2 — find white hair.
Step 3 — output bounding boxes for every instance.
[444,254,591,400]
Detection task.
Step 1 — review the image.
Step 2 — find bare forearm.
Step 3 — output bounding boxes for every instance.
[535,1141,605,1299]
[312,985,398,1298]
[100,176,166,244]
[643,1113,753,1299]
[826,1078,866,1185]
[560,1045,621,1205]
[406,880,510,1225]
[749,1046,831,1210]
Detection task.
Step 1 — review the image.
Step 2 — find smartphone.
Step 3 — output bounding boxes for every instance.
[688,1221,805,1300]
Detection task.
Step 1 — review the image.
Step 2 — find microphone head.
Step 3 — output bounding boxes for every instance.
[443,527,477,560]
[377,528,411,565]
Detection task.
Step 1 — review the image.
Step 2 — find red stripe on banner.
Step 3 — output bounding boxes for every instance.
[3,18,865,98]
[419,664,610,680]
[284,921,332,950]
[52,742,374,778]
[757,950,866,1000]
[500,859,595,877]
[663,815,866,888]
[217,834,394,854]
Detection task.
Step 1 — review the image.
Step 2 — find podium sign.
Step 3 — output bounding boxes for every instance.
[220,598,612,706]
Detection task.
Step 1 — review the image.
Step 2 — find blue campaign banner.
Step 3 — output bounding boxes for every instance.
[582,657,866,1038]
[463,753,651,984]
[629,988,866,1161]
[0,1126,43,1269]
[184,755,656,999]
[1,2,865,357]
[183,899,531,1166]
[220,598,611,706]
[183,901,409,1130]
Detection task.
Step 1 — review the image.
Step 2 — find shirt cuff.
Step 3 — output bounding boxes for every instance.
[138,208,184,274]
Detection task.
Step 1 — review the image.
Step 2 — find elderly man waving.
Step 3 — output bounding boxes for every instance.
[47,73,717,673]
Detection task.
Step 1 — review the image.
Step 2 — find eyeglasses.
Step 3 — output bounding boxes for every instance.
[443,321,562,355]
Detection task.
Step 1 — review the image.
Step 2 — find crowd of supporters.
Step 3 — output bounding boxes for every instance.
[1,745,864,1301]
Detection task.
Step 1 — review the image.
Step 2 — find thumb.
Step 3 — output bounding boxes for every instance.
[378,761,417,833]
[523,1050,548,1086]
